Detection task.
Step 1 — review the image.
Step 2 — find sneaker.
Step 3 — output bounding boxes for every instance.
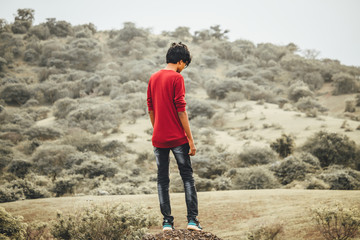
[187,219,202,231]
[163,219,174,231]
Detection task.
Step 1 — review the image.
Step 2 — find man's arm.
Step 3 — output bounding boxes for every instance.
[178,111,196,156]
[148,110,155,128]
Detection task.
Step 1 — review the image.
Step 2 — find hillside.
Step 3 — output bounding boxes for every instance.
[1,9,360,204]
[2,190,360,239]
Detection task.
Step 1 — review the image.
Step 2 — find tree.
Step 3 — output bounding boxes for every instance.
[11,9,35,34]
[270,134,295,158]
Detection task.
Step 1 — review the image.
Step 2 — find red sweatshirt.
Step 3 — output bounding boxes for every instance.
[147,69,189,148]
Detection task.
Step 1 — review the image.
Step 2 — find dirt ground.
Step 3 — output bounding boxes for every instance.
[1,189,360,239]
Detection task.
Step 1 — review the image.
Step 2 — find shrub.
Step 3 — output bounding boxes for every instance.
[7,159,32,178]
[51,203,158,240]
[231,167,280,189]
[25,126,62,140]
[270,134,295,158]
[51,177,77,197]
[46,19,74,37]
[32,144,77,177]
[187,99,215,120]
[288,81,314,102]
[192,156,228,179]
[333,72,359,95]
[271,155,317,185]
[66,101,122,133]
[318,166,360,190]
[345,99,356,113]
[0,83,31,105]
[302,72,324,90]
[53,98,78,119]
[1,179,50,202]
[226,65,254,79]
[0,207,27,239]
[247,223,283,240]
[255,43,287,62]
[302,131,357,168]
[72,155,118,179]
[28,23,50,40]
[312,202,360,240]
[295,96,328,113]
[62,129,103,153]
[238,147,278,167]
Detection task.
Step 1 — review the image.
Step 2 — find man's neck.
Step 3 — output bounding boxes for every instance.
[164,63,178,72]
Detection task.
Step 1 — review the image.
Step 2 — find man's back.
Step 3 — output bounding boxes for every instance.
[147,69,188,148]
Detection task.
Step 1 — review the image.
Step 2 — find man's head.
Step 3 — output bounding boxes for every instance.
[166,42,191,73]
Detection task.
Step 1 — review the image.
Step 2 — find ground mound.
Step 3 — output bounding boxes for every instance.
[142,229,223,240]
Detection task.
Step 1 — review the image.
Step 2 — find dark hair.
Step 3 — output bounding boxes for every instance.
[166,42,192,67]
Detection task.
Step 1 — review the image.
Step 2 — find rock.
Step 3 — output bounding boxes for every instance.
[142,229,223,240]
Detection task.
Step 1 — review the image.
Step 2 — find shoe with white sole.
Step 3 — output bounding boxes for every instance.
[187,219,202,231]
[162,219,174,231]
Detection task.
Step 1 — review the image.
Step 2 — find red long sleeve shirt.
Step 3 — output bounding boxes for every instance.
[147,69,189,148]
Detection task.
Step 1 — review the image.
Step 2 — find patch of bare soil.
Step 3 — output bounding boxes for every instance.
[143,229,222,240]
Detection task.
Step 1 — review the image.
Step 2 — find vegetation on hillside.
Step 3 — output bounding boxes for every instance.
[1,9,360,203]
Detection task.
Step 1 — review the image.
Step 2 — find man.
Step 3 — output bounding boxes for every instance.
[147,42,202,231]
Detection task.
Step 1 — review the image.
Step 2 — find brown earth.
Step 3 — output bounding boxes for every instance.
[1,189,360,239]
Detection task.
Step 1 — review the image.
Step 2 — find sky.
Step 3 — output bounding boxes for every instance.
[1,0,359,67]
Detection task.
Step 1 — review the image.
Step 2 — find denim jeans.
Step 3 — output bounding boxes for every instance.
[153,142,198,223]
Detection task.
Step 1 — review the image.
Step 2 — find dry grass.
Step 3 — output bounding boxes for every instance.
[1,189,360,239]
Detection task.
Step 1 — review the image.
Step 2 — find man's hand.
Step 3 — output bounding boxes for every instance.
[189,140,196,156]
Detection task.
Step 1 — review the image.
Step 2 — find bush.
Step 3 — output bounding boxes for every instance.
[318,166,360,190]
[0,207,27,239]
[231,167,280,189]
[25,126,62,140]
[312,202,360,240]
[288,81,314,102]
[270,134,295,158]
[0,83,31,105]
[51,203,158,240]
[7,159,32,178]
[72,156,118,179]
[62,129,102,153]
[187,99,215,120]
[295,96,328,113]
[46,19,74,37]
[66,101,122,133]
[28,23,50,40]
[302,72,324,90]
[32,144,77,177]
[271,155,318,185]
[192,155,228,179]
[333,72,359,95]
[345,99,356,113]
[302,131,357,168]
[53,98,78,119]
[1,179,50,202]
[238,147,278,167]
[247,223,283,240]
[51,177,77,197]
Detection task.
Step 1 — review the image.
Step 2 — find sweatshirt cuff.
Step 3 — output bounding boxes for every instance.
[176,107,186,112]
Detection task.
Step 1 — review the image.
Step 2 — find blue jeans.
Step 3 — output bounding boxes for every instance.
[153,143,198,223]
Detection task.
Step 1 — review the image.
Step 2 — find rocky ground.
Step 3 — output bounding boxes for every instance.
[142,229,222,240]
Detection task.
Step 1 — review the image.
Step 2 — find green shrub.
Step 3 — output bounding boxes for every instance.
[270,134,295,158]
[288,81,314,102]
[32,144,77,177]
[192,156,228,179]
[271,155,316,185]
[0,207,27,239]
[51,203,158,240]
[7,159,32,178]
[51,177,77,197]
[187,99,215,120]
[72,156,118,179]
[62,128,103,153]
[0,83,31,105]
[333,72,359,95]
[0,179,50,202]
[238,147,278,167]
[312,202,360,240]
[295,96,328,113]
[318,166,360,190]
[247,223,283,240]
[28,23,50,40]
[302,131,357,168]
[231,167,280,189]
[25,126,62,140]
[53,98,78,119]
